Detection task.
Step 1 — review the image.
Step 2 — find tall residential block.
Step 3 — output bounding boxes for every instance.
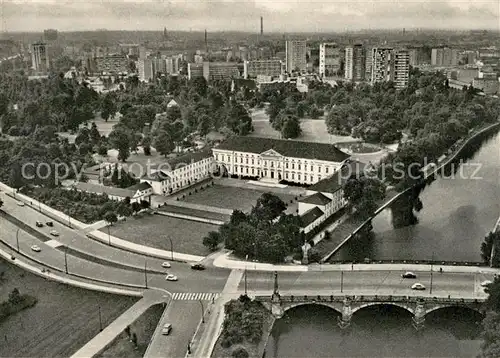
[285,40,307,73]
[31,43,50,72]
[138,59,155,82]
[344,44,365,81]
[393,50,410,89]
[319,43,341,77]
[431,47,458,66]
[364,46,373,80]
[243,59,282,79]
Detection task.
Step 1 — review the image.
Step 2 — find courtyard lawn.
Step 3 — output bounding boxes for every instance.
[182,184,296,213]
[250,109,357,144]
[105,214,217,256]
[0,259,137,358]
[158,205,231,223]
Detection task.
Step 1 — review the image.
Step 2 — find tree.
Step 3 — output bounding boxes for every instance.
[75,127,90,146]
[89,122,101,145]
[343,177,386,219]
[281,116,302,139]
[8,288,21,304]
[131,201,141,214]
[101,93,117,122]
[203,231,222,251]
[154,130,174,158]
[479,312,500,358]
[117,203,133,217]
[140,200,150,209]
[0,198,3,209]
[8,164,24,189]
[481,232,500,267]
[104,211,118,226]
[109,127,131,162]
[251,193,286,222]
[142,136,152,156]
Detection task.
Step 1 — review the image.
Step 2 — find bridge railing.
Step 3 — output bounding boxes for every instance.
[254,295,485,305]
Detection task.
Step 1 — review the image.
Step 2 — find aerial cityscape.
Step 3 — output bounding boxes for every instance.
[0,1,500,358]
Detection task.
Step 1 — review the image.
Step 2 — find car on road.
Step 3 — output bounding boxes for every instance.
[166,274,178,281]
[481,280,493,287]
[30,245,41,252]
[161,323,172,335]
[50,230,59,236]
[411,283,426,290]
[46,221,54,227]
[16,201,25,206]
[161,261,171,268]
[191,263,205,271]
[402,272,417,279]
[35,221,44,227]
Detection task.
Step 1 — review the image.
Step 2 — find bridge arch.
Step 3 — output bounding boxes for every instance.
[424,305,484,318]
[282,302,342,315]
[351,302,415,316]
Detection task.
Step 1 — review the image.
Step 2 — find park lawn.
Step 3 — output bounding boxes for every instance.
[182,185,296,213]
[0,258,137,358]
[104,213,216,256]
[97,304,164,358]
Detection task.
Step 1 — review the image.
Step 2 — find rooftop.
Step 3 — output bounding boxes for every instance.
[308,160,367,194]
[300,207,324,227]
[216,137,350,163]
[126,182,152,192]
[74,182,135,198]
[150,149,213,172]
[299,192,332,206]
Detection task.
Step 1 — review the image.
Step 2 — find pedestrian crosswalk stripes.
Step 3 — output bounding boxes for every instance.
[171,292,220,301]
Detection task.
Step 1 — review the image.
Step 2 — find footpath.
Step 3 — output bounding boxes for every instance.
[212,252,500,274]
[71,290,167,358]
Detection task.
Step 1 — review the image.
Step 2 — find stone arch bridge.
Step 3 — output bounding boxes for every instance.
[254,294,486,330]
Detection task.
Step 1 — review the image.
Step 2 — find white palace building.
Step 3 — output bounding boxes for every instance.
[212,136,350,185]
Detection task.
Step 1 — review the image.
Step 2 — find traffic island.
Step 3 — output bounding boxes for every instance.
[211,295,274,358]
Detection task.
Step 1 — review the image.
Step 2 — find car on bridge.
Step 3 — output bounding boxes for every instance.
[16,201,25,206]
[50,230,59,236]
[411,283,426,290]
[402,272,417,279]
[46,221,54,227]
[161,261,171,268]
[166,274,178,281]
[36,221,44,227]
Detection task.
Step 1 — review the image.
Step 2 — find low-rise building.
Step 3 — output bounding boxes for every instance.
[73,182,152,203]
[95,54,129,74]
[213,137,350,185]
[140,149,214,195]
[243,59,282,79]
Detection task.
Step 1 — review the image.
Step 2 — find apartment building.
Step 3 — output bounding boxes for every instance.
[137,59,154,82]
[31,43,50,72]
[319,43,341,77]
[285,40,307,73]
[188,62,240,80]
[431,47,459,66]
[393,50,410,89]
[370,48,410,88]
[212,137,350,185]
[95,54,129,74]
[365,46,373,81]
[243,59,282,79]
[344,44,365,81]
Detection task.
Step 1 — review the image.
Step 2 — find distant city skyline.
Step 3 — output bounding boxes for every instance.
[0,0,498,33]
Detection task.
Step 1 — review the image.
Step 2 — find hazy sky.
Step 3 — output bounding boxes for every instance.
[1,0,499,32]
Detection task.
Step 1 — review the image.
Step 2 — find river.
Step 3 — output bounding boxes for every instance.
[266,129,499,357]
[265,304,483,358]
[334,127,500,262]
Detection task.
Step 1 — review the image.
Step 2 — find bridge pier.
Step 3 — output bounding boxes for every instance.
[412,299,426,331]
[337,297,352,329]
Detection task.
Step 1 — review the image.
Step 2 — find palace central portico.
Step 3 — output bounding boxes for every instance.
[212,137,350,185]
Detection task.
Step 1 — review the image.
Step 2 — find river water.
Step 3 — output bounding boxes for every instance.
[267,129,500,357]
[335,128,500,262]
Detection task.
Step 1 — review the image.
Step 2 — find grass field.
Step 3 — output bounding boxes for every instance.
[249,109,358,144]
[97,304,164,358]
[105,213,216,256]
[182,185,296,213]
[0,259,137,358]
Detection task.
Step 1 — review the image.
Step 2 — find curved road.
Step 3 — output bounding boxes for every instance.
[0,190,495,358]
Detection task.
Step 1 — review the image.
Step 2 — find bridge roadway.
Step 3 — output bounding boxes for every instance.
[0,191,496,357]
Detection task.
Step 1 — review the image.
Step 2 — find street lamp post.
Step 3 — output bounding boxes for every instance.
[68,215,71,229]
[98,306,103,331]
[168,237,173,261]
[430,253,434,294]
[16,228,20,252]
[64,246,68,274]
[341,271,344,293]
[107,225,111,246]
[199,299,205,323]
[144,260,148,288]
[244,254,248,295]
